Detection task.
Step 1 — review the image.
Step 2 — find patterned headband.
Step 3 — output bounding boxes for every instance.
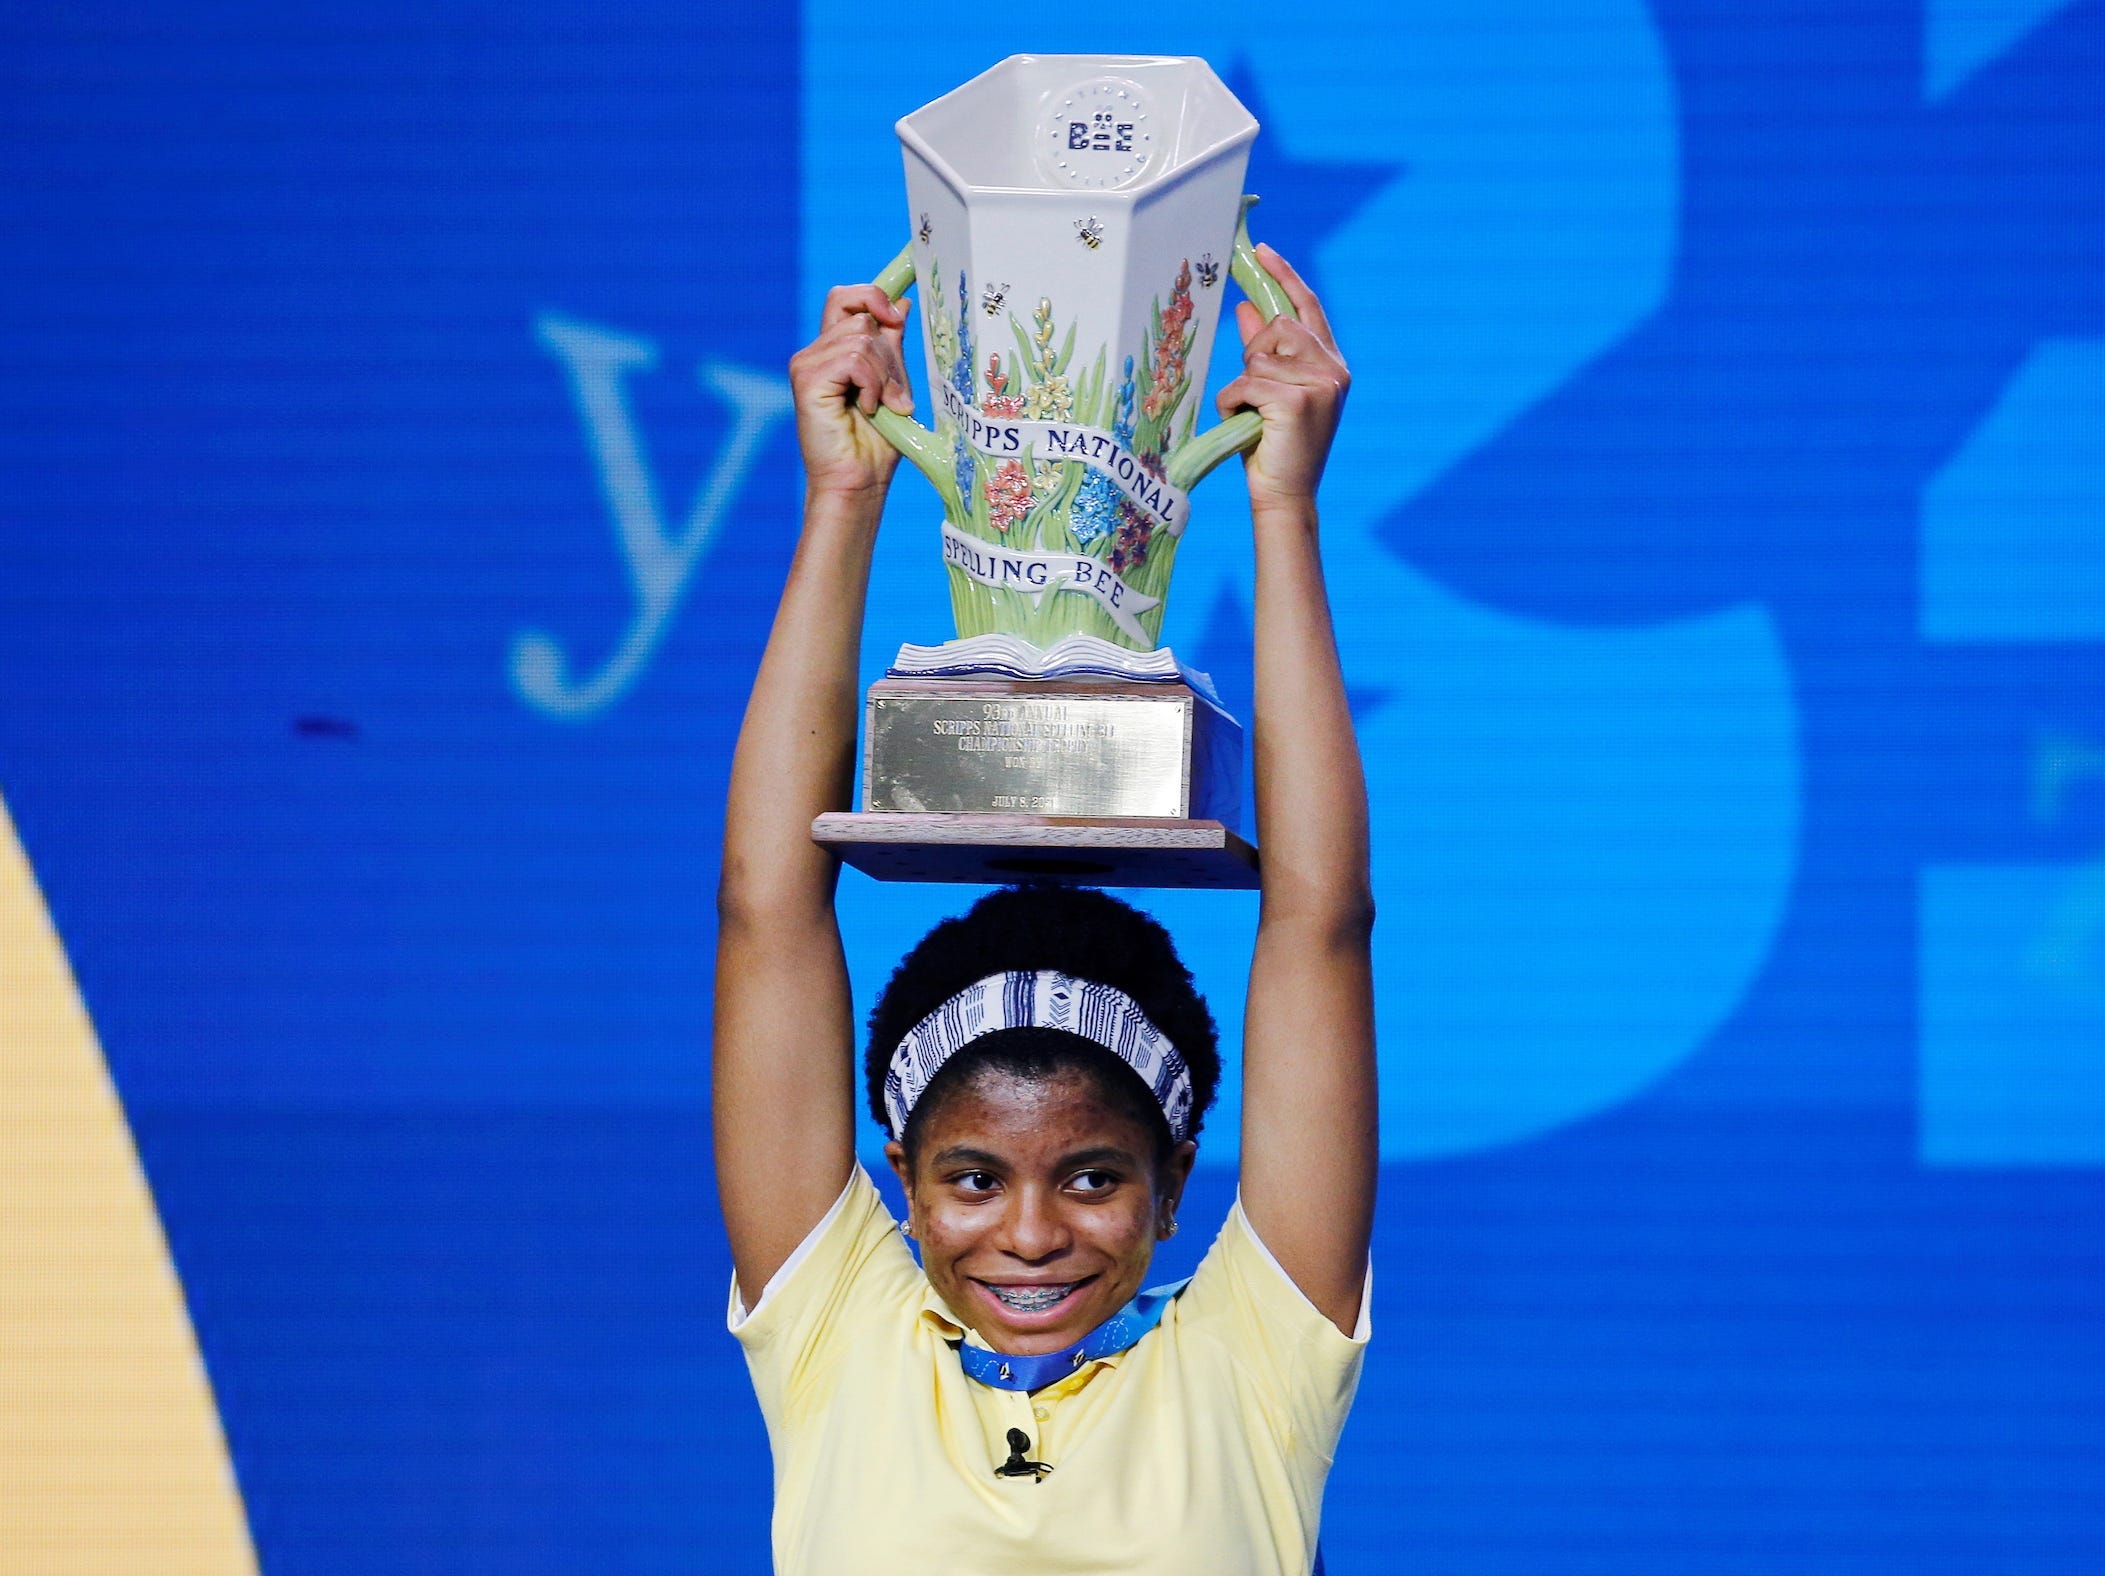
[883,970,1195,1144]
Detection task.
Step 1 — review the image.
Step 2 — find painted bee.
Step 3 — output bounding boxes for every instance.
[1074,215,1104,250]
[981,281,1010,316]
[1195,253,1220,288]
[917,213,932,245]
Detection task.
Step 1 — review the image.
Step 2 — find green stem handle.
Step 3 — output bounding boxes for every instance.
[1164,196,1298,492]
[868,244,962,517]
[865,193,1293,510]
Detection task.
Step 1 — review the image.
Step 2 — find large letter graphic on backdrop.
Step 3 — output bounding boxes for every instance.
[514,316,792,721]
[1924,0,2084,99]
[0,794,258,1571]
[806,3,1799,1161]
[1919,339,2105,1164]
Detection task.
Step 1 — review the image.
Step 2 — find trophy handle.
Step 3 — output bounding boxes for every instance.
[867,245,965,516]
[1163,196,1300,492]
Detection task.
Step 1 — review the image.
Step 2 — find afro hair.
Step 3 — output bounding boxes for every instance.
[864,886,1222,1153]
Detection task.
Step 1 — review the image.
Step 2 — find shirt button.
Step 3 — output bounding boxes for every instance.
[1033,1405,1049,1421]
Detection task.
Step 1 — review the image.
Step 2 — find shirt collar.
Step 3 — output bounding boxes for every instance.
[917,1284,971,1342]
[914,1275,1167,1385]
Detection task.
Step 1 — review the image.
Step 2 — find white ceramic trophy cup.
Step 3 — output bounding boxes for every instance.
[813,55,1295,890]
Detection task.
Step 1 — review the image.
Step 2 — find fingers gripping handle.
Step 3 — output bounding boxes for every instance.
[1164,196,1297,492]
[868,244,962,516]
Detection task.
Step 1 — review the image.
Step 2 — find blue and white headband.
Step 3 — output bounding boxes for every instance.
[883,969,1195,1143]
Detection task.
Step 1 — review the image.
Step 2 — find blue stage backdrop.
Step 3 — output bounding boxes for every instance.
[2,1,2102,1569]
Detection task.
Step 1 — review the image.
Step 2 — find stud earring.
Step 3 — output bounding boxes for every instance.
[901,1219,915,1239]
[1161,1217,1178,1239]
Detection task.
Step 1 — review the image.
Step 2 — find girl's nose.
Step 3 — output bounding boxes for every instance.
[1002,1185,1071,1262]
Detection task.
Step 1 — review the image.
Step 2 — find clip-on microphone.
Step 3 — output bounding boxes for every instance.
[995,1427,1052,1483]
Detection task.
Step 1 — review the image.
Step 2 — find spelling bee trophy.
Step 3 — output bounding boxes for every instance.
[812,54,1294,889]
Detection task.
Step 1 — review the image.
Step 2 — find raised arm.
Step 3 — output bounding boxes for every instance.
[714,286,914,1307]
[1223,247,1377,1335]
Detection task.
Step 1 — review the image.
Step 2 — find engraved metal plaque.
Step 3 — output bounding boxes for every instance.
[861,679,1238,820]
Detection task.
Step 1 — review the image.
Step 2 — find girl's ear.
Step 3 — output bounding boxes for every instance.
[884,1139,918,1235]
[884,1139,914,1196]
[1159,1139,1198,1215]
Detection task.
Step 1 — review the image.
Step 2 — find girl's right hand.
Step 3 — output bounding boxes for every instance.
[788,285,916,503]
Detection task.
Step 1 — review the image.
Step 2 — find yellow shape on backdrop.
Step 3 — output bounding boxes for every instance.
[0,793,258,1574]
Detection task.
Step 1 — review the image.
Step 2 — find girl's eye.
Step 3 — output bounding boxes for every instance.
[954,1170,998,1193]
[1068,1169,1118,1194]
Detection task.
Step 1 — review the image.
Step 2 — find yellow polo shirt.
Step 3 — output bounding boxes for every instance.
[729,1167,1368,1575]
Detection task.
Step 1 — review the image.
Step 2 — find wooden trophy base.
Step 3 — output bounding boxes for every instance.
[812,812,1260,890]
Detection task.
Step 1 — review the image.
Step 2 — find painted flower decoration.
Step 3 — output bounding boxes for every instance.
[981,352,1025,417]
[986,459,1032,534]
[1112,356,1137,447]
[1071,471,1118,546]
[1106,499,1153,572]
[929,308,957,382]
[951,271,975,409]
[1025,297,1061,379]
[1073,357,1140,549]
[1163,259,1195,335]
[1025,375,1074,422]
[1142,260,1195,421]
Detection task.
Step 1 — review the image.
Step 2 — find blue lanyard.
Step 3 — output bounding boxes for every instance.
[954,1279,1188,1392]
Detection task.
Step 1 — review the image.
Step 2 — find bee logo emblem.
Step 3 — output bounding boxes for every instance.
[917,212,932,245]
[981,281,1010,316]
[1074,215,1105,250]
[1196,253,1220,288]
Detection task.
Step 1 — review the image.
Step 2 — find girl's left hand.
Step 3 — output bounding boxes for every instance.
[1214,243,1350,517]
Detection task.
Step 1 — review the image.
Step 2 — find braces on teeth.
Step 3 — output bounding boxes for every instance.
[988,1284,1073,1312]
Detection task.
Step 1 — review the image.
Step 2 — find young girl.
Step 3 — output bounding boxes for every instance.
[713,245,1373,1575]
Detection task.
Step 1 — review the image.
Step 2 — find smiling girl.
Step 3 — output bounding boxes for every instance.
[713,246,1374,1575]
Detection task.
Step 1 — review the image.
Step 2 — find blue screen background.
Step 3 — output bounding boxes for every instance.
[2,1,2101,1568]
